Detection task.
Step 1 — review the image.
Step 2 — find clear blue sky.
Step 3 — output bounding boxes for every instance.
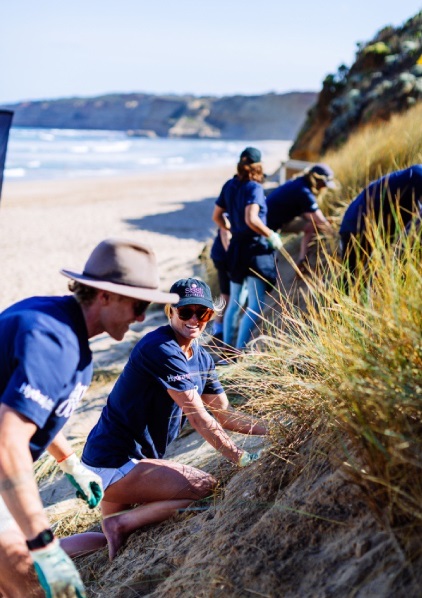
[1,1,421,103]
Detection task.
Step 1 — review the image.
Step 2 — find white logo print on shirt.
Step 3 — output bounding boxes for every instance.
[167,373,191,383]
[55,382,88,418]
[18,383,55,411]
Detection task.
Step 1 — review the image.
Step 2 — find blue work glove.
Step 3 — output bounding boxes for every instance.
[237,449,263,467]
[267,230,283,251]
[58,453,103,509]
[30,540,86,598]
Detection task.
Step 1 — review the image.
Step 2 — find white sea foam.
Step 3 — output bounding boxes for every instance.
[4,128,291,182]
[70,145,90,154]
[93,141,131,153]
[138,157,161,165]
[5,167,26,178]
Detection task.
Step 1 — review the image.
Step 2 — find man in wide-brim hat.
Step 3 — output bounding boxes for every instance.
[0,238,178,598]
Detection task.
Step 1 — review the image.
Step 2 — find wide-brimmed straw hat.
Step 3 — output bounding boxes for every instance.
[60,238,179,304]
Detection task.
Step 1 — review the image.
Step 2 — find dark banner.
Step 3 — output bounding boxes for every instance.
[0,110,14,203]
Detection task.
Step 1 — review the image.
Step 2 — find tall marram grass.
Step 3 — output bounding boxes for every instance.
[233,220,422,528]
[219,103,422,528]
[319,101,422,225]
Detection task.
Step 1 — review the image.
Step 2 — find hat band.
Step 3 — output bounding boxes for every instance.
[82,270,158,290]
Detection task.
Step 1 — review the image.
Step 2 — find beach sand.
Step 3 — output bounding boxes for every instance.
[0,147,285,312]
[0,166,228,311]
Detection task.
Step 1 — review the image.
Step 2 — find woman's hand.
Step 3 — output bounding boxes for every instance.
[220,228,232,251]
[167,388,244,464]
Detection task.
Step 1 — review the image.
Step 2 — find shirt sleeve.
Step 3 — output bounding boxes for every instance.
[244,181,265,207]
[201,351,224,395]
[300,188,319,213]
[1,326,78,428]
[137,340,199,393]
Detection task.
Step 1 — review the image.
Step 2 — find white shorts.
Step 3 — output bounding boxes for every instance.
[0,495,18,535]
[81,459,139,491]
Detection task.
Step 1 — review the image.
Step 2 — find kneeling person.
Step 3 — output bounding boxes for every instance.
[80,278,268,560]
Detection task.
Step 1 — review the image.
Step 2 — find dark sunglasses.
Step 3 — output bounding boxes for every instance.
[133,300,150,317]
[176,306,214,322]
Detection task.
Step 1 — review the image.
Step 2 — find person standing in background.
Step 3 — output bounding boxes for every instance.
[212,147,282,352]
[209,213,247,343]
[209,215,232,342]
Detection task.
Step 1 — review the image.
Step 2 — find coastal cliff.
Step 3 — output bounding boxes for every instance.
[1,92,316,141]
[290,10,422,160]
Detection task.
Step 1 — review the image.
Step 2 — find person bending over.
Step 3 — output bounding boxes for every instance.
[266,163,335,271]
[0,238,178,598]
[77,278,267,561]
[340,164,422,279]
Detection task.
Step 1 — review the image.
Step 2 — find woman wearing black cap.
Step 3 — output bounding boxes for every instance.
[212,147,283,351]
[73,278,267,561]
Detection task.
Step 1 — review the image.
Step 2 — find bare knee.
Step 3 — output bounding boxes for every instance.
[195,472,217,499]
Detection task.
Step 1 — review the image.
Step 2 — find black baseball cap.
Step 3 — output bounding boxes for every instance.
[170,278,214,309]
[240,147,262,164]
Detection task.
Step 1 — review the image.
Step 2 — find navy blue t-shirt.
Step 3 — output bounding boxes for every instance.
[210,230,227,265]
[340,165,422,235]
[82,325,224,468]
[266,176,319,230]
[215,177,267,236]
[0,296,92,461]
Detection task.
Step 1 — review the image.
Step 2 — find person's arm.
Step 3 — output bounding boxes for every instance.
[46,430,73,461]
[0,405,87,596]
[202,392,268,435]
[0,404,49,538]
[245,204,283,250]
[212,205,232,251]
[167,388,243,464]
[245,203,272,237]
[48,431,103,509]
[303,208,333,232]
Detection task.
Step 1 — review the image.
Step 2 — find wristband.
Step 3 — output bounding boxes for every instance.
[56,452,74,464]
[26,528,55,550]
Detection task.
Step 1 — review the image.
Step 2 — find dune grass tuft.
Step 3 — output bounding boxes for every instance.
[208,103,422,533]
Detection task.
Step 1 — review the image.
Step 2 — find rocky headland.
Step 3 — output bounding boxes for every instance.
[1,91,316,141]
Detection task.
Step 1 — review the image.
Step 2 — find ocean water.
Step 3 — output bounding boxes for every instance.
[4,128,291,182]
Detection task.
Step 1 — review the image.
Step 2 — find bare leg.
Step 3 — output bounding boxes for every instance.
[299,223,316,262]
[102,498,192,561]
[0,525,44,598]
[60,531,107,558]
[100,458,216,560]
